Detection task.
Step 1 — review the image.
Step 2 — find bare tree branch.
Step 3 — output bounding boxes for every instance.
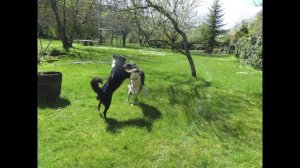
[144,0,197,77]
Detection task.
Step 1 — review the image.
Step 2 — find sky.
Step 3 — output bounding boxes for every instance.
[197,0,262,29]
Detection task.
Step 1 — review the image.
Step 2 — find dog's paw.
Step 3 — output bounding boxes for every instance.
[130,101,139,106]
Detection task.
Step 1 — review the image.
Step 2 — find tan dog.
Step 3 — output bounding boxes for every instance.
[123,63,146,105]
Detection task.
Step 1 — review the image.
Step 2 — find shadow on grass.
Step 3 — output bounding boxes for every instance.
[105,118,152,133]
[38,97,71,109]
[139,102,162,120]
[105,102,162,133]
[148,72,261,142]
[165,76,212,106]
[179,88,258,140]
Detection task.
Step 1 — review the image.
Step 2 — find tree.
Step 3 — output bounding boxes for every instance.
[235,21,249,40]
[105,0,118,45]
[162,21,180,50]
[189,23,210,49]
[132,7,159,46]
[158,0,197,50]
[49,0,73,49]
[116,1,132,47]
[47,0,97,49]
[204,0,225,53]
[248,11,262,36]
[131,0,198,77]
[38,0,57,39]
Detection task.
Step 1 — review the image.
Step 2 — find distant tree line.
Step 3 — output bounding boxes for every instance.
[38,0,200,77]
[38,0,262,74]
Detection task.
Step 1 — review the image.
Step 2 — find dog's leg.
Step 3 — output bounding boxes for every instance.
[125,84,133,103]
[103,108,107,119]
[133,92,140,105]
[133,85,143,104]
[125,92,131,103]
[103,98,111,119]
[137,85,143,97]
[97,102,101,111]
[133,96,138,105]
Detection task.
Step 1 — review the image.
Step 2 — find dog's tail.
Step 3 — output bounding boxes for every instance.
[91,77,103,95]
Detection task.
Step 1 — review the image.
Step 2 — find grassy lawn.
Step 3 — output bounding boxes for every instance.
[38,40,262,167]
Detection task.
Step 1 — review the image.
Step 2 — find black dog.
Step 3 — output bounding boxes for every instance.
[91,55,130,119]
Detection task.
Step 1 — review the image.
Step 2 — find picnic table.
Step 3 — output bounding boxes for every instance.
[75,40,99,46]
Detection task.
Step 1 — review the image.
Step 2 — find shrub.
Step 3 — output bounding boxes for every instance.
[38,55,58,64]
[50,49,63,56]
[38,48,61,64]
[234,34,262,70]
[228,44,235,54]
[148,40,166,48]
[191,43,202,50]
[212,47,229,55]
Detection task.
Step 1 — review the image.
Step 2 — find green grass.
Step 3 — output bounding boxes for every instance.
[38,40,262,167]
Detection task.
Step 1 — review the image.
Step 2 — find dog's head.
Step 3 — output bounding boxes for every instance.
[113,55,127,63]
[124,63,139,73]
[112,55,127,69]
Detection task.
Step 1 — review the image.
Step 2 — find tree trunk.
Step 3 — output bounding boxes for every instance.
[184,42,197,77]
[99,29,103,45]
[50,0,72,49]
[99,23,103,45]
[111,32,113,45]
[122,33,127,47]
[138,34,144,46]
[139,38,143,46]
[171,38,176,50]
[99,33,103,45]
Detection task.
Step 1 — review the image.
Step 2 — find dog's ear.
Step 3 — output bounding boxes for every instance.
[113,55,117,59]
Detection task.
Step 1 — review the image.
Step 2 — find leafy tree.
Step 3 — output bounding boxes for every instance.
[116,1,133,47]
[38,0,57,39]
[248,10,262,36]
[47,0,97,49]
[204,0,225,53]
[235,21,249,40]
[189,23,210,49]
[49,0,73,49]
